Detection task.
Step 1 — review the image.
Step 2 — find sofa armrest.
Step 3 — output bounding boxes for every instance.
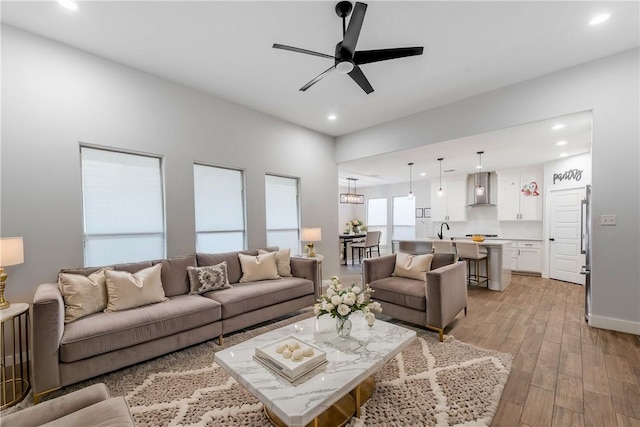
[426,261,467,329]
[363,254,397,285]
[290,257,320,297]
[32,283,65,396]
[3,383,110,426]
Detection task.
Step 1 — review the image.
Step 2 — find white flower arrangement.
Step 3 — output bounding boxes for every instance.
[313,276,382,327]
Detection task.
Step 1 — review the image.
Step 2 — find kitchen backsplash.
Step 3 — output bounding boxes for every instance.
[419,205,543,239]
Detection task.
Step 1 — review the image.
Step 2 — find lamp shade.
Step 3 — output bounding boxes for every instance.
[0,237,24,267]
[300,228,322,242]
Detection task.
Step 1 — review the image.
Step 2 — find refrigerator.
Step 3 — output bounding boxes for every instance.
[581,185,592,322]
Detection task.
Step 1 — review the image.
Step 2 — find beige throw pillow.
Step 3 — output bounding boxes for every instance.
[238,251,280,283]
[187,261,233,294]
[258,248,292,277]
[104,264,167,312]
[58,268,110,323]
[392,252,434,281]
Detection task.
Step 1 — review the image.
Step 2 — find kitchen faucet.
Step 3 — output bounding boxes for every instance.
[437,222,450,240]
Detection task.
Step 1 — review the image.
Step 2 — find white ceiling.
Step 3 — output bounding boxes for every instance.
[2,1,638,138]
[338,110,593,187]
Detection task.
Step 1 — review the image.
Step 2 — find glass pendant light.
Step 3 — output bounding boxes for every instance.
[437,158,444,197]
[407,162,414,200]
[475,151,485,196]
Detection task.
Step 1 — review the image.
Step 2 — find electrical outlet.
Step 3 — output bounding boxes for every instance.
[601,214,616,226]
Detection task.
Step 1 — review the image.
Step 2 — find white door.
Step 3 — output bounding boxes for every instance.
[549,187,586,284]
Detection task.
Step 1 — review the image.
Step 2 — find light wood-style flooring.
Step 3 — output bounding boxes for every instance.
[338,264,640,426]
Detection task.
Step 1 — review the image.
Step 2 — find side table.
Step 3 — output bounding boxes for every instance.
[292,254,324,299]
[0,302,30,409]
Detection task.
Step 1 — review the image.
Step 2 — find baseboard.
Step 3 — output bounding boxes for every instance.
[589,314,640,335]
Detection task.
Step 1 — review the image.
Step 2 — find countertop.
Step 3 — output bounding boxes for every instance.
[393,238,512,246]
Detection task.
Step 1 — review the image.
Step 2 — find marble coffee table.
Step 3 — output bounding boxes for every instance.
[215,313,417,427]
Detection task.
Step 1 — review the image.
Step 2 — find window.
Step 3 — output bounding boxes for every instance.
[265,175,300,252]
[81,147,165,266]
[367,198,388,246]
[392,196,416,240]
[194,164,245,253]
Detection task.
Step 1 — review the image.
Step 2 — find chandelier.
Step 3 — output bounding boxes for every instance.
[340,178,364,204]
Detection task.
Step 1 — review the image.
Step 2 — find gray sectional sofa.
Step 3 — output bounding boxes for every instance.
[31,250,319,402]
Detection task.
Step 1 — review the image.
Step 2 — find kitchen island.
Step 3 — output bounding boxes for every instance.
[391,238,512,292]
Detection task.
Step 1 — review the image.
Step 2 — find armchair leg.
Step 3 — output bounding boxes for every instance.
[464,307,467,316]
[425,325,444,342]
[34,387,60,404]
[218,335,224,345]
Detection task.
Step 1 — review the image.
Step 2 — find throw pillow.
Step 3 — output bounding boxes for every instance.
[392,252,434,281]
[258,248,292,277]
[58,268,110,323]
[238,251,280,283]
[187,261,233,295]
[104,264,167,312]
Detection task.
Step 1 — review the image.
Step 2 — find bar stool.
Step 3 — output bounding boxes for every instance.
[432,241,458,261]
[455,242,489,287]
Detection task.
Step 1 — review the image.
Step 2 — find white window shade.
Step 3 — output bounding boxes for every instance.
[392,196,416,240]
[194,164,246,253]
[266,175,299,251]
[81,147,165,266]
[367,198,388,247]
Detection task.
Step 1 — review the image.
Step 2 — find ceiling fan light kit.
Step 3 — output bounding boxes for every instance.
[273,1,424,94]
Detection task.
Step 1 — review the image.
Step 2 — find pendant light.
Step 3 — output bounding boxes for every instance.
[475,151,485,196]
[407,162,414,200]
[437,158,444,197]
[339,178,364,204]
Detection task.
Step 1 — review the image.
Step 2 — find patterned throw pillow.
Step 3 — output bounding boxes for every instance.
[187,261,232,295]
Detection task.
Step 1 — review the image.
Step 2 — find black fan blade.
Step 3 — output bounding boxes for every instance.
[354,47,424,65]
[341,2,367,57]
[348,65,374,94]
[273,43,336,60]
[300,65,336,91]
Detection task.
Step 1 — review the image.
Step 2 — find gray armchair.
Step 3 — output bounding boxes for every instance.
[363,253,467,341]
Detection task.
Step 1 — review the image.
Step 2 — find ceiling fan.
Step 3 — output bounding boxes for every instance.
[273,1,424,94]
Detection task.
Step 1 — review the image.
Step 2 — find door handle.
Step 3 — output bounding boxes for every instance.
[580,266,590,275]
[549,238,555,241]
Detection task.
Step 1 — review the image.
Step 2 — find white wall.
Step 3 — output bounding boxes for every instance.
[336,49,640,335]
[0,25,340,304]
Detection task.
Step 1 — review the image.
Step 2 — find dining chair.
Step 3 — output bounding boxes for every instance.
[351,231,381,264]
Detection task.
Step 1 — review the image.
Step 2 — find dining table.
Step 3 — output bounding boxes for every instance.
[339,233,366,265]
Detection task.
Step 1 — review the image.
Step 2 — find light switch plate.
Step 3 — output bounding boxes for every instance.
[601,214,616,225]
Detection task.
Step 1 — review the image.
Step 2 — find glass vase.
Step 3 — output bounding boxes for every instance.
[335,316,352,338]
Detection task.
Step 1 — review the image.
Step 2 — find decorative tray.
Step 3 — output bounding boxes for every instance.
[254,336,327,382]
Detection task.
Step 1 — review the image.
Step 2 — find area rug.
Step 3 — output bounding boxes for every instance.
[10,311,512,426]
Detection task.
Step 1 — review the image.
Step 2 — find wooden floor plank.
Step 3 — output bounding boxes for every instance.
[555,373,584,413]
[584,390,617,427]
[521,385,555,427]
[553,405,585,427]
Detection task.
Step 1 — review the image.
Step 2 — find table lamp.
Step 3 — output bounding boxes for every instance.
[0,237,24,310]
[300,228,322,257]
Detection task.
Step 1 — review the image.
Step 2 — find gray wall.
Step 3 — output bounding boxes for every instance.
[337,49,640,335]
[1,25,339,304]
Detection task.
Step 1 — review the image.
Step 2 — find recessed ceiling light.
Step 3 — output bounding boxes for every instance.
[589,13,610,26]
[420,172,426,176]
[475,165,482,169]
[551,124,565,130]
[58,0,78,10]
[556,140,568,146]
[327,114,337,121]
[444,169,456,173]
[559,153,569,158]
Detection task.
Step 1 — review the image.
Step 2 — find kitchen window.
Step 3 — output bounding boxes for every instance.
[367,198,388,247]
[194,164,246,253]
[265,174,300,252]
[392,196,416,240]
[80,146,165,266]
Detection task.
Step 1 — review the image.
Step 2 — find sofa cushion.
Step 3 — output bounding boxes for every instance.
[238,251,280,283]
[370,277,426,311]
[197,252,243,284]
[187,261,233,294]
[258,248,292,277]
[58,268,110,323]
[392,252,433,281]
[104,264,167,312]
[60,295,222,362]
[112,260,155,274]
[152,254,196,297]
[203,277,313,319]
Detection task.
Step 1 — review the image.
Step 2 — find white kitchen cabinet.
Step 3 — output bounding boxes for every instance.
[431,177,467,222]
[497,169,543,221]
[510,241,542,273]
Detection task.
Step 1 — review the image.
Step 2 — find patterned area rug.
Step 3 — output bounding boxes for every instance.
[10,311,512,426]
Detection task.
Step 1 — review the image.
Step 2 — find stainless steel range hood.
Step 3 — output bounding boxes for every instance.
[467,172,494,206]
